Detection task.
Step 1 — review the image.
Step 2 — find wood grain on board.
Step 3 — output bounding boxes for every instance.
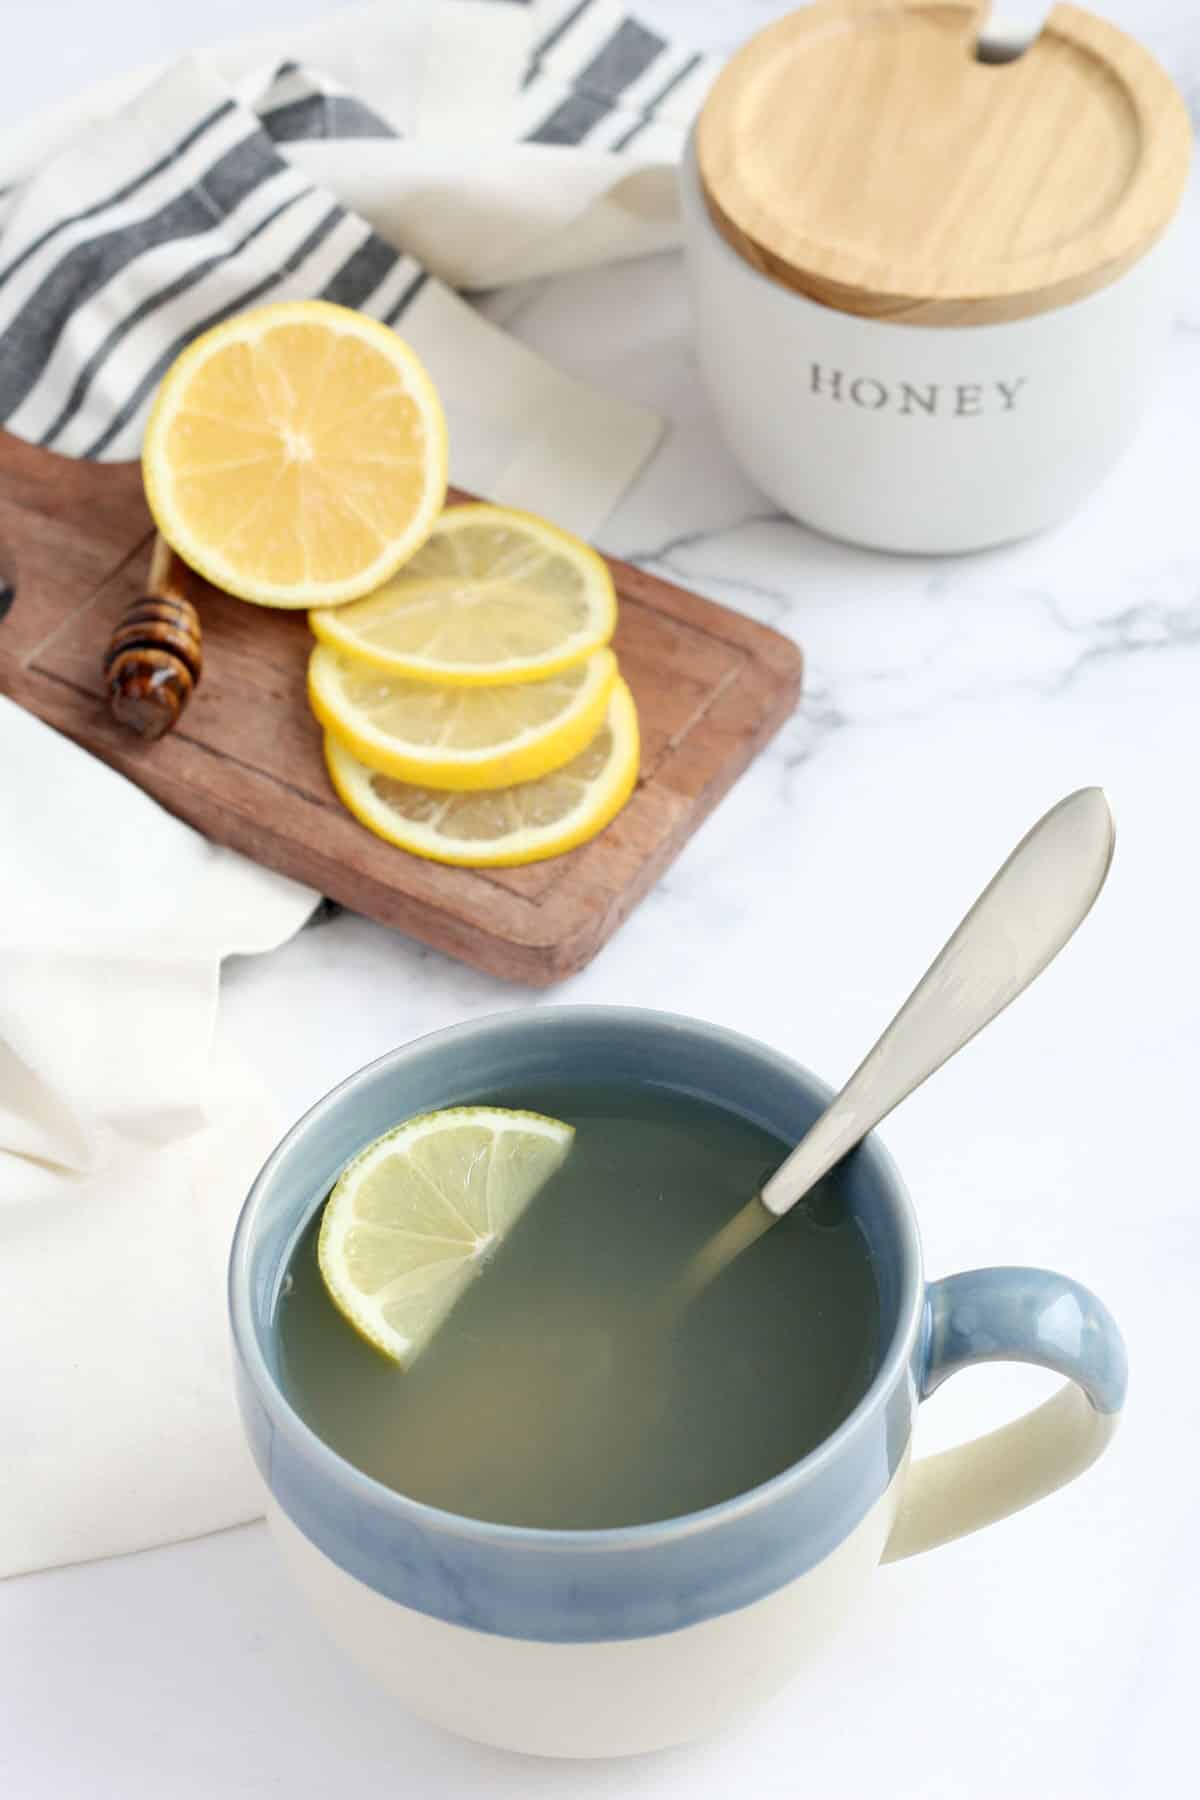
[0,430,803,985]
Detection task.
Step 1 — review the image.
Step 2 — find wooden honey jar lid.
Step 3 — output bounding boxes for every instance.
[696,0,1192,325]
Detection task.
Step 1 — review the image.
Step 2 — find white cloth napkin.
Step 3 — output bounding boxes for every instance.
[0,702,318,1577]
[0,1,714,1579]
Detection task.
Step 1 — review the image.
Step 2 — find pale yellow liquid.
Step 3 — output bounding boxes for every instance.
[277,1082,879,1530]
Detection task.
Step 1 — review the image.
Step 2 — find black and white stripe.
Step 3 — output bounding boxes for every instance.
[255,61,400,145]
[33,183,316,452]
[525,20,667,144]
[0,11,706,462]
[520,1,713,150]
[0,59,428,460]
[0,100,239,298]
[1,131,298,427]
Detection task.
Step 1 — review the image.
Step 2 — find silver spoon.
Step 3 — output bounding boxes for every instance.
[683,787,1116,1297]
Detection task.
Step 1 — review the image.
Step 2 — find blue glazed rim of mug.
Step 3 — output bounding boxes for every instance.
[228,1006,925,1559]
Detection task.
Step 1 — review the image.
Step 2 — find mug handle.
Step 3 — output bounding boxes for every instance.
[883,1267,1127,1562]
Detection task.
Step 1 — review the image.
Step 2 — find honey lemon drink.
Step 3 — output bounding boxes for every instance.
[277,1081,880,1531]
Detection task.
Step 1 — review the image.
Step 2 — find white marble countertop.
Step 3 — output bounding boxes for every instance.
[4,3,1199,1796]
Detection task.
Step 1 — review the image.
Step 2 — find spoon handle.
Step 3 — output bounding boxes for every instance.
[760,787,1115,1218]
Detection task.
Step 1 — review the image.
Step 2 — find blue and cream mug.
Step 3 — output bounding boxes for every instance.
[229,1009,1126,1758]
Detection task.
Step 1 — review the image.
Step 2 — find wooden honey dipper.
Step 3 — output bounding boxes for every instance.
[104,535,203,740]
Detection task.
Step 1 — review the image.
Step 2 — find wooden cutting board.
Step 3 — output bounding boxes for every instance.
[0,431,802,985]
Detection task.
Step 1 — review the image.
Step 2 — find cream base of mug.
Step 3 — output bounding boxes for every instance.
[680,135,1178,557]
[267,1466,905,1760]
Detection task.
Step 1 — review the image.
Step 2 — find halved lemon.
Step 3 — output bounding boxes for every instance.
[308,503,617,685]
[309,644,617,790]
[318,1107,574,1367]
[142,300,447,609]
[323,679,639,866]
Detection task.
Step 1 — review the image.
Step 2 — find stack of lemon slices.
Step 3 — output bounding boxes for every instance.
[307,504,639,867]
[141,299,639,868]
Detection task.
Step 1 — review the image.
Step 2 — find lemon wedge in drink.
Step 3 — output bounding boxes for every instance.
[318,1108,574,1367]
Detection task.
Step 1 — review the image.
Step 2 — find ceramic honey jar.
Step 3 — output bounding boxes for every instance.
[682,0,1192,553]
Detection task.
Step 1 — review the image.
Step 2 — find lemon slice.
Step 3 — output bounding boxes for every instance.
[308,503,617,685]
[309,643,617,790]
[323,679,639,866]
[142,300,447,609]
[318,1107,574,1367]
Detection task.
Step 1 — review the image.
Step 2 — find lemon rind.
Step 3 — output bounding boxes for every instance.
[309,646,619,791]
[323,680,639,867]
[307,502,617,684]
[142,300,449,610]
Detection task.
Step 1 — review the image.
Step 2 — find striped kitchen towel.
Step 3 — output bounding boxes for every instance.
[0,0,716,533]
